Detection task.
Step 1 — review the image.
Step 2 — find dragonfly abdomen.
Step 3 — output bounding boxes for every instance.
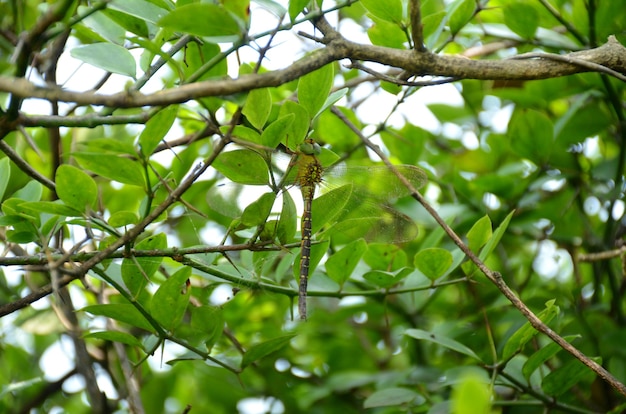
[297,154,323,320]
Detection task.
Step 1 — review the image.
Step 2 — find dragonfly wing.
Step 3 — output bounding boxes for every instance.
[326,203,419,244]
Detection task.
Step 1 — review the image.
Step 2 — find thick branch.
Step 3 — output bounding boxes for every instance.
[0,36,623,109]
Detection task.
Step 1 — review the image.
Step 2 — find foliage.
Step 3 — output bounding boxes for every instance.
[0,0,625,413]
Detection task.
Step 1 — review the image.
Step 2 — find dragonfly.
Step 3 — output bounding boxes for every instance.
[209,139,427,320]
[285,139,428,320]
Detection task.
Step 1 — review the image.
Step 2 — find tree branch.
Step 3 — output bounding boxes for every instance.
[0,35,623,109]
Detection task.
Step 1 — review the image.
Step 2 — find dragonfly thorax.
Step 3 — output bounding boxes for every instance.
[296,156,324,189]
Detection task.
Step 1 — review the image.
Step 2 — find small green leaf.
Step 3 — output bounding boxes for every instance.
[509,109,554,165]
[241,333,297,368]
[466,215,492,253]
[222,125,262,146]
[405,329,482,361]
[157,3,241,39]
[213,150,269,185]
[240,192,276,227]
[326,239,367,286]
[108,211,139,227]
[311,184,352,235]
[20,201,82,217]
[298,64,333,119]
[448,0,474,35]
[503,2,539,39]
[288,0,309,21]
[278,101,310,149]
[242,88,272,130]
[368,19,407,48]
[363,268,412,289]
[0,157,10,201]
[414,248,454,281]
[121,233,167,297]
[82,304,154,332]
[6,230,39,243]
[12,181,43,202]
[522,335,581,380]
[542,357,600,396]
[109,0,168,24]
[502,300,560,360]
[70,43,136,78]
[451,373,491,414]
[277,191,297,244]
[139,105,178,156]
[363,244,408,271]
[261,114,294,149]
[190,305,224,350]
[361,0,403,24]
[364,387,423,408]
[150,267,191,331]
[73,153,145,187]
[56,164,98,212]
[479,210,514,262]
[84,330,144,348]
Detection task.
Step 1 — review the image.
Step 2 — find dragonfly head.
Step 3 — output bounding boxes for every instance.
[299,140,321,156]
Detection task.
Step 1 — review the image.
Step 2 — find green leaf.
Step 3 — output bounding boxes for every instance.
[479,210,514,262]
[157,3,241,39]
[298,64,333,119]
[223,125,263,146]
[451,373,491,414]
[448,0,474,35]
[20,201,82,217]
[12,181,43,202]
[466,215,492,253]
[509,109,554,165]
[139,105,178,156]
[523,335,581,380]
[241,333,297,368]
[240,192,276,227]
[277,191,297,244]
[109,0,169,24]
[0,157,10,201]
[288,0,309,21]
[82,304,154,332]
[311,184,352,235]
[502,300,560,360]
[70,43,136,78]
[364,387,423,408]
[84,330,144,348]
[73,153,146,187]
[213,150,269,185]
[55,165,98,212]
[503,2,539,39]
[261,114,294,149]
[121,233,167,297]
[414,248,453,281]
[278,101,310,149]
[361,0,403,24]
[108,211,139,227]
[405,329,482,361]
[368,18,407,49]
[364,244,408,271]
[150,267,191,331]
[190,305,224,350]
[542,357,600,396]
[326,239,367,286]
[363,267,412,289]
[242,88,272,130]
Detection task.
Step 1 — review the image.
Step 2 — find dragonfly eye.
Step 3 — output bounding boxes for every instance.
[299,141,321,156]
